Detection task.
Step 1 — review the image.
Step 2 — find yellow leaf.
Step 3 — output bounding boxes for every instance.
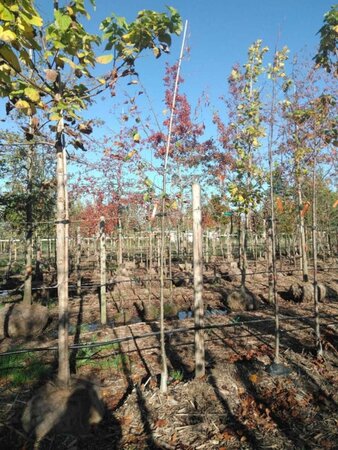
[24,87,40,103]
[0,29,17,42]
[50,113,61,121]
[122,32,133,43]
[15,100,36,116]
[153,47,160,58]
[96,54,113,64]
[124,149,137,161]
[133,133,140,143]
[59,56,78,69]
[15,100,30,110]
[98,78,106,84]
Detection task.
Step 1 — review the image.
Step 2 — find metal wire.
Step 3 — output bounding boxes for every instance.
[0,314,337,358]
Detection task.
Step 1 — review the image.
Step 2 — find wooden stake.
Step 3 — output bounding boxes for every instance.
[192,183,205,378]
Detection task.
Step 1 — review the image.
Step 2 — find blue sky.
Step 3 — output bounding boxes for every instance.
[81,0,333,119]
[35,0,334,133]
[1,1,335,198]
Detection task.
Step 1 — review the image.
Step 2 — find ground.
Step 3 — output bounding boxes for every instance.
[0,257,337,449]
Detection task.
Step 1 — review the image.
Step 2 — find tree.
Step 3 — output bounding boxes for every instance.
[0,0,182,386]
[314,4,338,76]
[0,130,55,303]
[279,64,336,283]
[216,40,267,290]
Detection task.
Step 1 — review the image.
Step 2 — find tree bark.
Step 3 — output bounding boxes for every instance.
[23,143,34,305]
[312,157,322,357]
[100,216,107,326]
[192,183,205,378]
[297,175,309,282]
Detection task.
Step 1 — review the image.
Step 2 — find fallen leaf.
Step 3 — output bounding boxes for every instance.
[155,418,167,428]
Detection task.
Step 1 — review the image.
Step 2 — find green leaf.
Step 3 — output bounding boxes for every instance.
[54,10,72,32]
[0,46,21,72]
[96,54,113,64]
[0,5,15,21]
[144,177,152,188]
[25,13,43,27]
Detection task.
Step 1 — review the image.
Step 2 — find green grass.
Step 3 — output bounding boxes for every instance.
[164,303,176,318]
[170,369,183,382]
[76,342,129,371]
[0,350,52,386]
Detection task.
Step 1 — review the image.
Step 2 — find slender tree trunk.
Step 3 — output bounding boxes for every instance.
[159,20,188,393]
[159,197,168,393]
[297,174,309,282]
[100,216,107,325]
[239,215,248,291]
[267,79,279,362]
[76,226,81,296]
[118,217,123,266]
[23,143,34,305]
[312,157,323,357]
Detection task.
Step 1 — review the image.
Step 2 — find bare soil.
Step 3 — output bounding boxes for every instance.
[0,257,337,449]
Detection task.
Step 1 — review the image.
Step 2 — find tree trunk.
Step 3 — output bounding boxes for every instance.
[118,217,123,266]
[100,216,107,326]
[159,196,168,393]
[312,157,322,357]
[297,175,309,282]
[23,143,34,305]
[76,226,81,296]
[239,214,248,290]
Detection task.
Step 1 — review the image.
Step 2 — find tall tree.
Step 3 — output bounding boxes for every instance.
[0,0,182,386]
[314,3,338,76]
[216,40,267,290]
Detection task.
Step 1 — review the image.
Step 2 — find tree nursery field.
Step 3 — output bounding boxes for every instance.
[0,1,337,449]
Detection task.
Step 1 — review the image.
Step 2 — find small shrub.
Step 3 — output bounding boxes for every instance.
[170,369,183,382]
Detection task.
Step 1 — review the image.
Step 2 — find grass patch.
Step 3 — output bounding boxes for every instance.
[0,349,52,386]
[164,303,177,318]
[170,369,183,382]
[76,342,130,371]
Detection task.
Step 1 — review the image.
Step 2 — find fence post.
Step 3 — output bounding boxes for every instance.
[192,183,205,378]
[100,216,107,325]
